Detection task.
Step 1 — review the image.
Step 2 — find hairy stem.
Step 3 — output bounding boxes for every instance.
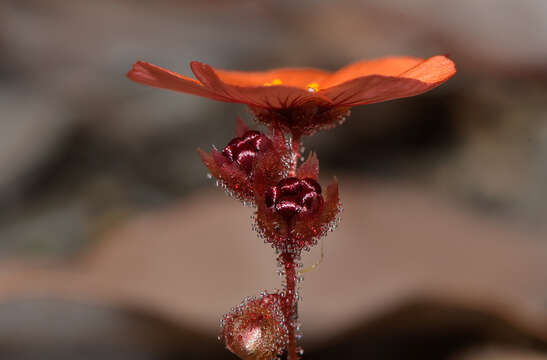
[290,134,301,177]
[285,131,302,359]
[281,250,299,360]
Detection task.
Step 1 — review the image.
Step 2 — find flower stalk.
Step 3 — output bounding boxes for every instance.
[204,121,336,359]
[126,54,455,359]
[290,134,301,177]
[280,248,300,360]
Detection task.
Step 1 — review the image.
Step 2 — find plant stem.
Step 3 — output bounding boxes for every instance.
[281,250,299,360]
[285,131,302,359]
[290,134,301,176]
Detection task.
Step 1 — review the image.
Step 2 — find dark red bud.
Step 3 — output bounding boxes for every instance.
[265,177,324,220]
[222,131,273,174]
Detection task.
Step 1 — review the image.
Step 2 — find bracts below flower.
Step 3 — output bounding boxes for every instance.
[202,118,340,360]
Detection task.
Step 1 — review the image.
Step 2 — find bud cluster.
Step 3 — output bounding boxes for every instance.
[128,53,455,360]
[199,118,341,359]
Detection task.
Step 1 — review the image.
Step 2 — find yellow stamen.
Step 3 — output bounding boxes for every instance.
[306,82,319,93]
[263,78,283,86]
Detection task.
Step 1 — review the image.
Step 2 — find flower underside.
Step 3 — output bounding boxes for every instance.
[127,55,456,136]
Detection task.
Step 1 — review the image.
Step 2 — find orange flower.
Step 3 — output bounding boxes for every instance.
[127,55,455,136]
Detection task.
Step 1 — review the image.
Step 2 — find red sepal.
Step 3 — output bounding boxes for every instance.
[293,178,340,250]
[235,116,249,137]
[199,147,254,201]
[296,152,319,180]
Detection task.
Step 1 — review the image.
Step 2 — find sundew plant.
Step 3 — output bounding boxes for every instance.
[127,55,455,360]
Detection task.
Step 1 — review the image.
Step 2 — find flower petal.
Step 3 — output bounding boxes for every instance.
[399,55,457,84]
[126,61,229,101]
[319,56,423,89]
[190,61,238,100]
[236,85,330,108]
[320,55,456,106]
[128,56,455,111]
[214,67,330,88]
[190,62,326,109]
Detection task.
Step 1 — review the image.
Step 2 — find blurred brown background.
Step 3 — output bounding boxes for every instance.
[0,0,546,359]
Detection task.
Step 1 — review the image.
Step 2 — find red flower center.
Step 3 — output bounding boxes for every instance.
[222,131,272,174]
[265,177,324,219]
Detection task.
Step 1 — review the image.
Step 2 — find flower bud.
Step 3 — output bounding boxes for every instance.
[220,293,288,360]
[255,170,340,253]
[198,123,287,204]
[222,131,273,174]
[264,177,324,220]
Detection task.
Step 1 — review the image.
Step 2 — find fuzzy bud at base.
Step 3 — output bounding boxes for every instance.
[220,293,288,360]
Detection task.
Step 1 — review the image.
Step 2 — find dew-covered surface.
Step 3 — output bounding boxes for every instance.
[1,0,547,359]
[220,292,288,359]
